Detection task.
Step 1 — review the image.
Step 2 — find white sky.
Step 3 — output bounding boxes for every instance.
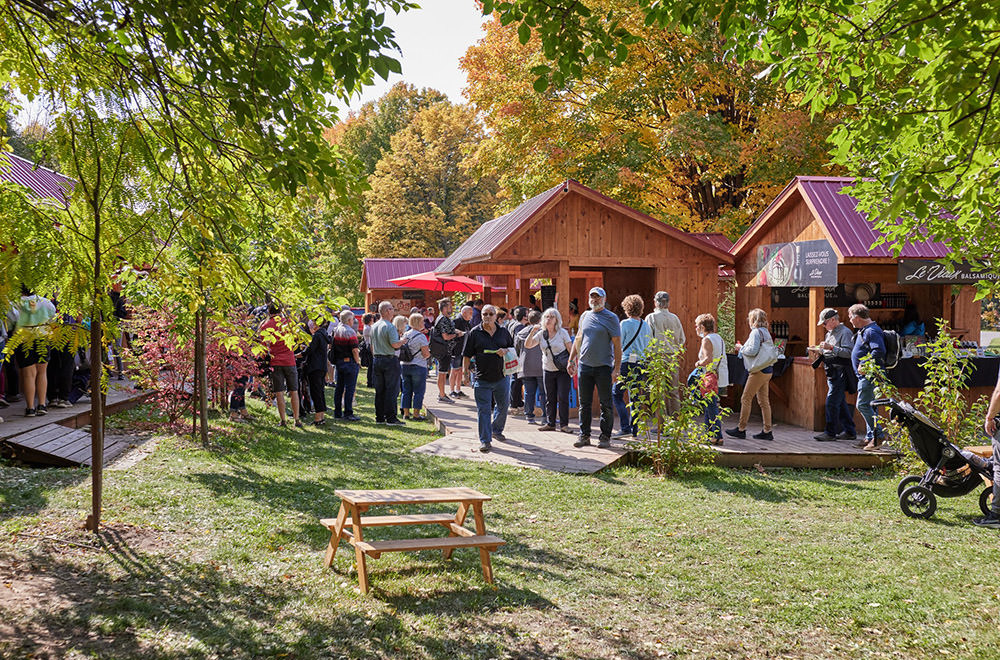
[345,0,488,111]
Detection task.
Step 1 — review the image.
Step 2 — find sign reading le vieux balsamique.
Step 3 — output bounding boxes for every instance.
[755,239,838,288]
[897,259,999,285]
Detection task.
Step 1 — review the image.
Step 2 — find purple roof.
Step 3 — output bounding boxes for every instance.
[691,232,734,253]
[362,258,445,291]
[0,152,73,207]
[736,176,950,260]
[436,182,567,274]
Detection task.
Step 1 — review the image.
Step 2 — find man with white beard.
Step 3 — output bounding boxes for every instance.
[567,287,622,448]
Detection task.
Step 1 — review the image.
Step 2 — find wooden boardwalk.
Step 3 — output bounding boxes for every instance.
[419,382,894,472]
[1,380,149,467]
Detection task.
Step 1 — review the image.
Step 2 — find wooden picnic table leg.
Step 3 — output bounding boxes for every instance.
[443,502,470,560]
[471,502,495,585]
[323,502,348,568]
[349,503,370,594]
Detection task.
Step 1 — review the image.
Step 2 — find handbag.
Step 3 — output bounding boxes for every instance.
[543,330,569,372]
[503,347,520,376]
[744,329,782,373]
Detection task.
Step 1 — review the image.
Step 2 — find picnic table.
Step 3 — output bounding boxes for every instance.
[321,487,505,594]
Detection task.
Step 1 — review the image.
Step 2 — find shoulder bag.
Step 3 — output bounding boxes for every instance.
[543,330,569,372]
[744,328,782,373]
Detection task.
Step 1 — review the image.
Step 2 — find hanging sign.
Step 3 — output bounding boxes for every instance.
[897,259,999,285]
[754,239,837,287]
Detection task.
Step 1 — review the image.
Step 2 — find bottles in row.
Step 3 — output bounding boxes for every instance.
[769,320,789,339]
[869,293,908,309]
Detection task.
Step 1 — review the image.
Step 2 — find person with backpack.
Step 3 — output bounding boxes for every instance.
[516,310,547,424]
[645,291,686,415]
[849,303,887,450]
[430,298,460,404]
[302,317,331,426]
[809,308,858,442]
[614,295,652,438]
[506,306,529,415]
[400,312,431,421]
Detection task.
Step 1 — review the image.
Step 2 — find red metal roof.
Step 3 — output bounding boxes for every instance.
[436,181,567,274]
[0,152,73,207]
[692,232,734,253]
[361,258,445,291]
[734,176,950,260]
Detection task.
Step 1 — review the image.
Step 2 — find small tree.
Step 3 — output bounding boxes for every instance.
[628,336,716,475]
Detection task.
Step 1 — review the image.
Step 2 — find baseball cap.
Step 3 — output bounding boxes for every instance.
[817,308,839,325]
[589,286,606,298]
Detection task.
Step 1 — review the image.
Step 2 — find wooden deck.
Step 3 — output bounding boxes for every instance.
[419,380,894,472]
[0,380,150,467]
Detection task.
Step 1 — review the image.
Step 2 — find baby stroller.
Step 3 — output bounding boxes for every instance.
[875,399,994,519]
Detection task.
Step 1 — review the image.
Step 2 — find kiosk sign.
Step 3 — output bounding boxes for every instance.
[897,259,999,285]
[755,239,837,287]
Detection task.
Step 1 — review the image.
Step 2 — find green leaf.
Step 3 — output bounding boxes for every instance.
[518,22,531,44]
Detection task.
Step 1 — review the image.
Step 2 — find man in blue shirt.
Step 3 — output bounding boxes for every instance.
[849,303,886,450]
[568,287,622,448]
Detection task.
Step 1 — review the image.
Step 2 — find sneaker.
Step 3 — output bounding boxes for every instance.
[855,438,871,448]
[752,431,774,441]
[454,391,468,398]
[573,436,592,448]
[597,436,611,448]
[314,419,326,426]
[814,433,838,442]
[35,405,47,416]
[492,432,507,442]
[386,419,406,426]
[863,440,882,451]
[411,415,428,422]
[345,415,361,422]
[725,427,746,439]
[280,420,287,427]
[837,432,857,440]
[479,443,491,453]
[972,513,1000,528]
[559,426,574,434]
[0,397,8,408]
[438,395,453,404]
[538,424,556,432]
[24,408,36,417]
[612,429,631,438]
[294,420,304,428]
[526,417,537,424]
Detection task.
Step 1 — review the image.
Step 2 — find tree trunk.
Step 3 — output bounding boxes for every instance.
[197,307,209,444]
[86,236,103,533]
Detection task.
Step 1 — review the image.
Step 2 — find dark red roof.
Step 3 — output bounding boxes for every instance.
[0,152,73,207]
[734,176,951,260]
[361,258,445,291]
[692,232,734,253]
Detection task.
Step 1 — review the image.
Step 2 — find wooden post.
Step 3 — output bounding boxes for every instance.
[519,278,531,307]
[808,287,824,347]
[556,261,570,323]
[506,276,516,308]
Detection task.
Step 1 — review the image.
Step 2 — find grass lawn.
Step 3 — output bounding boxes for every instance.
[1,386,999,659]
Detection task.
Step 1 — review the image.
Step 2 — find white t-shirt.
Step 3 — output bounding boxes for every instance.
[539,328,572,372]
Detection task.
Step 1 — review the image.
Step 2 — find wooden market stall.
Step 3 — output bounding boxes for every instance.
[360,258,446,313]
[435,179,734,376]
[731,176,995,431]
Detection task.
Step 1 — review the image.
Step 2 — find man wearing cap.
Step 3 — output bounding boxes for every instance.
[808,308,857,442]
[568,287,622,448]
[645,291,686,414]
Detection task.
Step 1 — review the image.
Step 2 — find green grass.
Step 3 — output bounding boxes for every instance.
[2,386,999,658]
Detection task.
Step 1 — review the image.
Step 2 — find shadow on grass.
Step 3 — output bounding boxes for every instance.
[0,464,88,523]
[675,466,875,503]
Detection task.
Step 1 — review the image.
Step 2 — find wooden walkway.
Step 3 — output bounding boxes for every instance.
[1,380,149,467]
[419,381,894,472]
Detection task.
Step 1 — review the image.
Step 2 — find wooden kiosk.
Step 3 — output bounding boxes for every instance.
[435,179,734,376]
[732,176,993,431]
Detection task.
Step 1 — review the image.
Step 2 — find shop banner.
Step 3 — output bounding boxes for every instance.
[755,239,837,287]
[897,259,999,285]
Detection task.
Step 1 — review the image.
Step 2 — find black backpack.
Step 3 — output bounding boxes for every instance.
[398,332,417,362]
[882,329,902,370]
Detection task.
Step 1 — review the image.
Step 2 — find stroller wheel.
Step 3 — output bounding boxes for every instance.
[900,485,937,519]
[897,475,922,497]
[980,487,994,517]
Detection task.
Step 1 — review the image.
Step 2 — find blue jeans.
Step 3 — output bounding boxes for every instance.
[579,364,614,439]
[704,391,721,439]
[522,375,546,422]
[612,361,642,435]
[473,377,509,446]
[372,355,401,423]
[825,367,857,436]
[401,364,428,411]
[856,375,879,441]
[334,361,359,417]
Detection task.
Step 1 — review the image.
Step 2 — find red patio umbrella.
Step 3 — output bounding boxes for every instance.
[386,270,484,293]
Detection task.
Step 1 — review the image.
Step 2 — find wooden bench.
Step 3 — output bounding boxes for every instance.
[321,487,505,594]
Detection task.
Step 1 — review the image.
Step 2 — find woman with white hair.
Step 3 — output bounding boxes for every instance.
[400,312,431,420]
[525,307,574,433]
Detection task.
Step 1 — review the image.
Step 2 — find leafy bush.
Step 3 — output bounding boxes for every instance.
[627,336,717,476]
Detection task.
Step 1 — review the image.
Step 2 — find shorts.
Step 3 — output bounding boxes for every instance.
[269,364,299,393]
[14,343,50,369]
[450,355,464,370]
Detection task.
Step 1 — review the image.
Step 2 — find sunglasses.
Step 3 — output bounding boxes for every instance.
[482,312,496,317]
